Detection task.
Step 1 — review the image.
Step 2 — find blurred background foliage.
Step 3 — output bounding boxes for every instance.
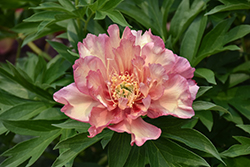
[0,0,250,166]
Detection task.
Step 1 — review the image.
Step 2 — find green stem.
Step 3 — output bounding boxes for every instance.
[15,37,22,63]
[83,12,95,36]
[241,38,248,62]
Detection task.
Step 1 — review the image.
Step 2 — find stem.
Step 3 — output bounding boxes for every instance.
[83,12,95,36]
[241,38,248,62]
[16,37,22,63]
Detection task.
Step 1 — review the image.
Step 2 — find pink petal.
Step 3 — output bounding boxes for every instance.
[78,33,108,65]
[113,39,141,73]
[170,56,195,79]
[131,29,165,49]
[88,107,123,137]
[142,43,176,73]
[108,117,161,146]
[122,26,136,42]
[53,83,99,122]
[148,74,195,119]
[107,24,121,49]
[188,79,199,100]
[73,56,106,95]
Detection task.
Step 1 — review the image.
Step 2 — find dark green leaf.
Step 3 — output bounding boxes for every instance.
[108,132,132,167]
[34,107,68,120]
[196,110,213,131]
[196,86,213,98]
[24,11,65,22]
[237,124,250,134]
[193,101,230,114]
[0,88,32,105]
[2,120,60,136]
[124,144,147,167]
[100,130,114,149]
[1,130,61,167]
[195,68,217,84]
[147,138,210,167]
[58,0,76,12]
[52,119,90,133]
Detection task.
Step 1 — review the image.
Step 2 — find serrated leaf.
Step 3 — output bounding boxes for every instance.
[0,130,61,167]
[195,68,217,84]
[108,132,132,167]
[147,138,210,167]
[52,132,104,167]
[0,102,53,121]
[2,120,60,136]
[162,128,223,164]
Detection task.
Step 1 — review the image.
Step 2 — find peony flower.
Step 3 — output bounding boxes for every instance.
[53,24,199,146]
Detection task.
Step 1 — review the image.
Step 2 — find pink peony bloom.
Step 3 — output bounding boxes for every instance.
[53,24,199,146]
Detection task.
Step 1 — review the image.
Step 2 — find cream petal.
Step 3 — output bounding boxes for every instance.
[148,74,195,119]
[108,117,161,146]
[53,83,99,122]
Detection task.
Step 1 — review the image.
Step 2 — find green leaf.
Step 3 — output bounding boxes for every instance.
[205,2,250,15]
[221,136,250,158]
[47,40,78,64]
[196,110,213,132]
[124,144,147,167]
[162,128,223,164]
[52,132,104,167]
[24,11,65,22]
[0,102,53,121]
[30,2,70,12]
[169,0,206,46]
[196,86,213,98]
[147,138,210,167]
[67,19,80,52]
[2,120,60,136]
[218,156,250,167]
[224,25,250,44]
[100,0,123,11]
[100,130,114,149]
[0,88,32,105]
[108,132,132,167]
[104,10,131,27]
[58,0,76,12]
[0,130,61,167]
[52,119,90,133]
[229,73,250,88]
[181,14,207,63]
[34,107,68,120]
[237,124,250,134]
[233,60,250,73]
[195,68,217,84]
[193,101,230,114]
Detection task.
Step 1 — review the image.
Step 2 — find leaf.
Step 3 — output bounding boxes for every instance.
[34,107,68,120]
[196,110,213,131]
[104,10,131,27]
[196,86,213,98]
[52,132,104,167]
[24,11,65,22]
[0,102,53,121]
[124,144,147,167]
[0,88,32,105]
[229,73,250,88]
[58,0,76,12]
[169,0,206,45]
[100,130,114,149]
[193,101,230,114]
[205,2,250,15]
[180,14,207,63]
[147,138,210,167]
[218,156,250,167]
[237,124,250,134]
[224,25,250,43]
[162,128,223,164]
[0,130,61,167]
[67,19,80,52]
[108,132,132,167]
[220,136,250,158]
[52,119,90,133]
[195,68,217,84]
[29,2,70,12]
[2,120,60,136]
[47,40,78,65]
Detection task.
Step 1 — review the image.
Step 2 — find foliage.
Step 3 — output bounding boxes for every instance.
[0,0,250,166]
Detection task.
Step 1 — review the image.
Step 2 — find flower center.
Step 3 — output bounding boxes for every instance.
[110,72,139,108]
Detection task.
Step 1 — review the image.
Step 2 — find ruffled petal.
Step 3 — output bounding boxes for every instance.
[113,39,141,74]
[107,24,121,48]
[73,56,107,95]
[88,107,123,137]
[108,117,161,146]
[142,43,176,72]
[53,83,99,122]
[170,56,195,79]
[148,74,195,119]
[78,33,108,65]
[188,79,199,100]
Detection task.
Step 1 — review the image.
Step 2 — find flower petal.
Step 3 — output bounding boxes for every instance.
[170,56,195,79]
[73,56,106,95]
[107,24,121,48]
[78,33,108,65]
[108,117,161,146]
[148,75,195,119]
[88,107,123,137]
[53,83,99,122]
